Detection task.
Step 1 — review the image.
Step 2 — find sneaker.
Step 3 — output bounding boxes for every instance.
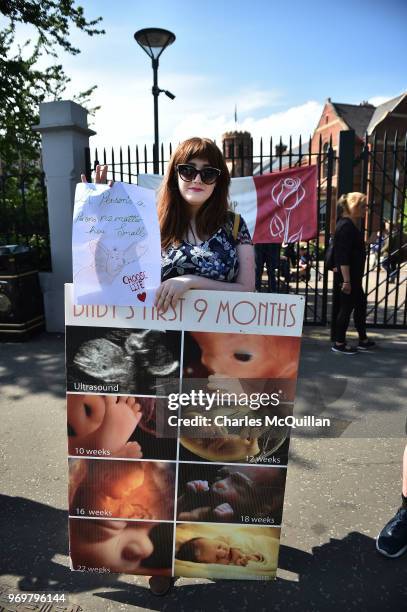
[331,344,358,355]
[376,507,407,558]
[358,340,376,351]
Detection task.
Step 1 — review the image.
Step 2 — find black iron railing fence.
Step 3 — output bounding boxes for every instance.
[85,135,336,326]
[85,132,406,328]
[1,131,405,327]
[361,133,407,328]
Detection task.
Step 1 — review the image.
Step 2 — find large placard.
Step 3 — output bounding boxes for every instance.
[65,284,304,580]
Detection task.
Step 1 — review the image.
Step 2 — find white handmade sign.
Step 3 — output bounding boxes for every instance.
[72,182,160,306]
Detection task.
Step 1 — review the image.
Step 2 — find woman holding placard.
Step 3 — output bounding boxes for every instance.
[82,137,255,595]
[155,136,255,307]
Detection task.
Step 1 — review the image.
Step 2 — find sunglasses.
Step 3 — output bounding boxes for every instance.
[176,164,221,185]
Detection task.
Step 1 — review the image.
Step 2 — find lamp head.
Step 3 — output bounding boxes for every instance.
[134,28,176,60]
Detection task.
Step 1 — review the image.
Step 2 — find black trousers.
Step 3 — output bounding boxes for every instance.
[255,244,279,292]
[334,283,367,344]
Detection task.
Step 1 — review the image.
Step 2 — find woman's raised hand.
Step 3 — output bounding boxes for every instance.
[81,164,113,187]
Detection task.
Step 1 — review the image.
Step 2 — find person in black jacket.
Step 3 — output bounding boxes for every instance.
[332,192,376,355]
[254,243,279,292]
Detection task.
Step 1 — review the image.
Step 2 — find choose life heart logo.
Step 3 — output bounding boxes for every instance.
[137,292,146,302]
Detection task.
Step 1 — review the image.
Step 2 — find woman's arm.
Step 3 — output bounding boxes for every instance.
[154,244,255,310]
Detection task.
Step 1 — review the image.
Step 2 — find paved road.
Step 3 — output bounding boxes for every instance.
[1,327,406,611]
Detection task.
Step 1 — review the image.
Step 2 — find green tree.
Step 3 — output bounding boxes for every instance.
[0,0,104,162]
[0,1,104,266]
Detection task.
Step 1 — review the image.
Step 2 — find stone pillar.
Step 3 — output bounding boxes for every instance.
[34,101,96,332]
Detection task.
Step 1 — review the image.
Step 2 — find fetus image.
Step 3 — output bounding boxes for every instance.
[180,426,262,462]
[179,405,290,464]
[69,518,173,575]
[69,459,175,520]
[177,536,263,566]
[67,394,146,458]
[66,327,181,394]
[177,464,286,523]
[186,331,301,380]
[67,394,177,460]
[179,330,298,464]
[175,523,280,579]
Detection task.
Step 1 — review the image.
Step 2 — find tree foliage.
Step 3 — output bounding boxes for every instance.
[0,1,104,162]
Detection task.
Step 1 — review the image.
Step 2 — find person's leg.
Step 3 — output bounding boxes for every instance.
[353,286,376,350]
[254,245,265,292]
[333,290,354,350]
[377,445,407,558]
[287,245,296,267]
[281,258,290,289]
[389,259,397,283]
[381,257,390,276]
[265,245,277,292]
[353,286,367,341]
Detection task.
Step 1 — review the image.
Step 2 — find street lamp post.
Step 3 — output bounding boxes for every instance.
[134,28,176,174]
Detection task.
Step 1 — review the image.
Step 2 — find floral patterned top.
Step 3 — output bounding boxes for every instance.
[161,213,252,282]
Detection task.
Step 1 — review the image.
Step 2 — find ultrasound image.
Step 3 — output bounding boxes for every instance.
[66,326,182,395]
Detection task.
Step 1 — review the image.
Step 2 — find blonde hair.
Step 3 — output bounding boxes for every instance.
[336,192,366,219]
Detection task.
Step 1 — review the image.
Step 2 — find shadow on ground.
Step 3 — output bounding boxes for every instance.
[0,333,65,398]
[1,495,405,611]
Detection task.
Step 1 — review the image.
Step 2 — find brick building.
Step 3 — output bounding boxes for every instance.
[224,94,407,232]
[311,92,407,227]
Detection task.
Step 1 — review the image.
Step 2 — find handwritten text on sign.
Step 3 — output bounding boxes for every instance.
[72,182,161,307]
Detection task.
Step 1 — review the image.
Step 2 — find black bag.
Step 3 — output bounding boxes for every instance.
[325,236,335,271]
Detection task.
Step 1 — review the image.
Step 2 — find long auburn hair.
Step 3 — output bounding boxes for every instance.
[158,137,231,249]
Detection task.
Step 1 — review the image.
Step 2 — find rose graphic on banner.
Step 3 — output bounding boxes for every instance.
[269,176,306,243]
[252,165,317,243]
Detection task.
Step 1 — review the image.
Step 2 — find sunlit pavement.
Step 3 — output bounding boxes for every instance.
[1,328,406,611]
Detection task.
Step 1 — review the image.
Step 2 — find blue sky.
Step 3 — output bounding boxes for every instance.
[8,0,407,149]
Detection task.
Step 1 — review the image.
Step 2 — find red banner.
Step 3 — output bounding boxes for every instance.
[253,165,318,243]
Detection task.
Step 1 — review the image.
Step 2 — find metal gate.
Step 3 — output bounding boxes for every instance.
[360,133,406,328]
[85,137,335,326]
[84,131,406,329]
